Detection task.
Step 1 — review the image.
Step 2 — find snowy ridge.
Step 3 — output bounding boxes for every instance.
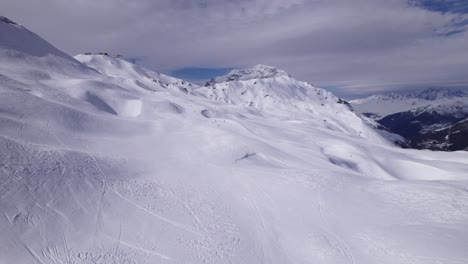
[351,87,468,151]
[206,64,290,85]
[0,16,17,25]
[350,87,468,118]
[75,53,196,93]
[0,16,71,59]
[411,100,468,117]
[353,87,468,104]
[197,67,389,142]
[414,87,468,100]
[1,16,468,264]
[0,17,94,81]
[200,73,335,108]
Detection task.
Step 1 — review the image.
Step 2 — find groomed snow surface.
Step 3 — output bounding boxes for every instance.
[1,17,468,264]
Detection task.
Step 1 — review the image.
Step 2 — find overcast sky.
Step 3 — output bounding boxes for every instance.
[2,0,468,98]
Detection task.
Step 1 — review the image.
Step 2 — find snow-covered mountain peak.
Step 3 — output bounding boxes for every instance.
[350,87,468,118]
[198,70,330,108]
[414,87,468,100]
[206,64,291,85]
[412,100,468,116]
[354,88,468,104]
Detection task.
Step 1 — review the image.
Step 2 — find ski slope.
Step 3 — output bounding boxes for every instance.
[1,16,468,264]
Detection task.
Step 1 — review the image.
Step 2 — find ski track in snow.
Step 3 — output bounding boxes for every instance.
[1,18,468,263]
[315,180,356,264]
[107,187,201,236]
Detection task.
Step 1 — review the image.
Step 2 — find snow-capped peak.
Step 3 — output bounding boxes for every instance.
[414,87,468,100]
[353,88,468,104]
[412,100,468,117]
[206,64,291,86]
[350,87,468,118]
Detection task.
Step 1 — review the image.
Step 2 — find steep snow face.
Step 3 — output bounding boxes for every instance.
[2,17,468,264]
[350,88,468,118]
[206,64,290,85]
[0,16,71,59]
[0,17,94,80]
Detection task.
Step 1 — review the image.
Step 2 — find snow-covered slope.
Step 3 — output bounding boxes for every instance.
[2,17,468,264]
[206,64,290,85]
[379,100,468,150]
[350,88,468,119]
[0,16,93,81]
[75,53,195,93]
[0,16,71,59]
[196,65,389,143]
[351,88,468,150]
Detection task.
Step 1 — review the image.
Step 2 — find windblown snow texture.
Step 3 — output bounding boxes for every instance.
[1,16,468,264]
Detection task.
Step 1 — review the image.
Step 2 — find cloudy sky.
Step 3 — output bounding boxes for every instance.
[2,0,468,98]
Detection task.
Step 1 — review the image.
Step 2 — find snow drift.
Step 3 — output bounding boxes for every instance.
[1,16,468,264]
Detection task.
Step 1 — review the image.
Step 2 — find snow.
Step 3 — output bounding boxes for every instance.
[206,64,290,85]
[415,100,468,117]
[350,88,468,119]
[1,17,468,264]
[0,16,72,59]
[197,71,391,144]
[75,53,195,93]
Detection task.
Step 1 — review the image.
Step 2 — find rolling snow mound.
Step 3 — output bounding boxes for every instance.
[1,16,468,264]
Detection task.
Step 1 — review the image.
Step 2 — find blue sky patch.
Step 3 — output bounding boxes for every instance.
[414,0,468,13]
[170,67,234,83]
[412,0,468,36]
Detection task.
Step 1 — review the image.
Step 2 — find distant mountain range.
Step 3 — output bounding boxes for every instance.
[351,88,468,151]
